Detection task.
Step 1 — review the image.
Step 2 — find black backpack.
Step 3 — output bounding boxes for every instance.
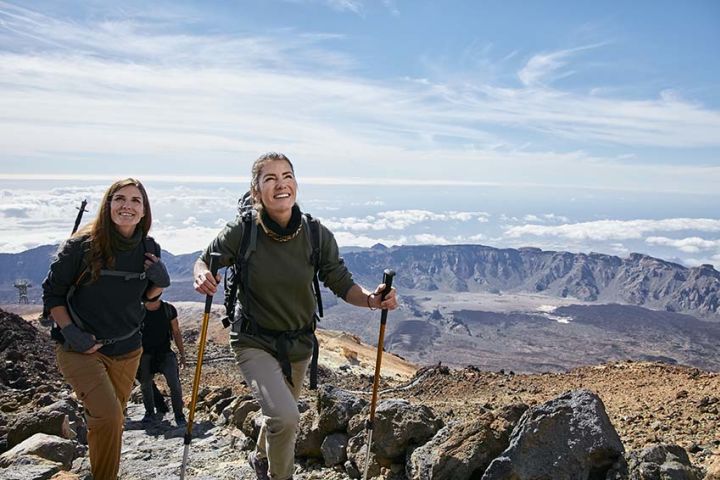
[221,191,324,388]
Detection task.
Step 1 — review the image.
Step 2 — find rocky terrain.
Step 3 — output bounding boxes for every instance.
[1,305,719,479]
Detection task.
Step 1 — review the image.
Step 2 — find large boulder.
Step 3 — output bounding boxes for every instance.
[0,433,75,469]
[482,389,624,480]
[407,404,527,480]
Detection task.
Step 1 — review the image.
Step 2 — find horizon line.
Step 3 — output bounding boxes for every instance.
[0,173,717,195]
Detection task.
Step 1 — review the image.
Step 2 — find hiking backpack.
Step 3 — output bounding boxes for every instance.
[221,191,324,388]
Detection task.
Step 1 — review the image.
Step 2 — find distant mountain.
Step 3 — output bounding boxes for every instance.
[2,243,718,320]
[339,245,720,320]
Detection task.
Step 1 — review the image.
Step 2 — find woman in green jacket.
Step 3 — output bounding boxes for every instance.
[194,153,397,480]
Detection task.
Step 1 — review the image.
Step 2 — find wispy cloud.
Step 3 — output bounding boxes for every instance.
[0,2,719,193]
[505,218,720,241]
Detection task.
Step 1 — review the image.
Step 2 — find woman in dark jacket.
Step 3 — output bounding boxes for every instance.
[43,178,170,480]
[194,153,398,480]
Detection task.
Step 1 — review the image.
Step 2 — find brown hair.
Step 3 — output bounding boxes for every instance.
[75,178,152,281]
[249,152,295,214]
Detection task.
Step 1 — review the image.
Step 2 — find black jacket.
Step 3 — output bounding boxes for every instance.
[43,235,155,356]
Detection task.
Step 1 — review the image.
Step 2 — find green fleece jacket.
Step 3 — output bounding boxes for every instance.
[200,213,356,361]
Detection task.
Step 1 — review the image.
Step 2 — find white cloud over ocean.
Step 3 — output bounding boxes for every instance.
[505,219,720,241]
[322,210,490,232]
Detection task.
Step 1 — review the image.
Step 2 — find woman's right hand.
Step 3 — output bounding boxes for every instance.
[61,324,102,354]
[194,270,220,295]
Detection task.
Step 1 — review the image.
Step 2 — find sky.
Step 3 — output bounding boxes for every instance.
[0,1,719,268]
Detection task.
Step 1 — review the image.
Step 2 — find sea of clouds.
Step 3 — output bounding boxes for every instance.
[1,178,718,269]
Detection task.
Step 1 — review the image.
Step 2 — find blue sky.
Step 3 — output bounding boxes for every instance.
[0,1,719,268]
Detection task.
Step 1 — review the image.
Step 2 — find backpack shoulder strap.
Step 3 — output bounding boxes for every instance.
[238,210,258,327]
[302,213,323,318]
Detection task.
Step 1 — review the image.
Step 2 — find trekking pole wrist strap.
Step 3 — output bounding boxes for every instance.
[367,293,378,311]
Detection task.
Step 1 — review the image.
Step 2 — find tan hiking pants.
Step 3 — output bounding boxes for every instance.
[234,347,310,480]
[56,346,142,480]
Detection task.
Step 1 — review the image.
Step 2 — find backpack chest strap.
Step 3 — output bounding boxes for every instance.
[99,269,147,281]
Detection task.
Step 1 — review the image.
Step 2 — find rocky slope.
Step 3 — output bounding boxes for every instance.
[1,307,719,479]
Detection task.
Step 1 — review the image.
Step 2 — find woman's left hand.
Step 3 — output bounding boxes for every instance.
[369,284,398,310]
[144,253,171,288]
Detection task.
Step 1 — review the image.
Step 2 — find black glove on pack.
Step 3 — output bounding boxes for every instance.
[146,260,171,288]
[61,323,97,353]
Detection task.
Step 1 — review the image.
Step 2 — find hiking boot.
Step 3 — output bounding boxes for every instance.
[174,414,187,427]
[141,412,156,425]
[248,451,269,480]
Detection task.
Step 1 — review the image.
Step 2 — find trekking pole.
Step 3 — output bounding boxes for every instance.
[71,199,88,235]
[362,269,396,480]
[180,252,221,480]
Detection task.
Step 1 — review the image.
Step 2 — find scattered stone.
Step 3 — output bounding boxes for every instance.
[611,443,703,480]
[321,432,348,467]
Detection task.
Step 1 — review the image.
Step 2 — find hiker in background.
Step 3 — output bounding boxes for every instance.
[193,152,398,480]
[138,299,187,427]
[42,178,170,480]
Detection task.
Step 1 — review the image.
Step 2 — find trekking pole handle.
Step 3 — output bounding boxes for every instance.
[379,269,395,326]
[205,253,221,312]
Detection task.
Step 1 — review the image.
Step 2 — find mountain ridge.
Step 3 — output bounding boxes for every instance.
[2,242,718,320]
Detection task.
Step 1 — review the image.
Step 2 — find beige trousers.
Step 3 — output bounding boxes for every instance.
[234,347,310,480]
[56,346,142,480]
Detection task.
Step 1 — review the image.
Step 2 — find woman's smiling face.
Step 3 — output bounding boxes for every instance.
[257,159,297,218]
[109,184,144,236]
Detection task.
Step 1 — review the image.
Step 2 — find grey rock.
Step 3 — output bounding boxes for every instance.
[6,411,71,449]
[321,433,348,467]
[0,454,61,480]
[0,433,75,469]
[407,404,526,480]
[614,444,703,480]
[316,385,368,437]
[295,407,323,458]
[482,389,623,480]
[347,399,443,460]
[227,398,260,429]
[241,410,263,441]
[345,459,361,479]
